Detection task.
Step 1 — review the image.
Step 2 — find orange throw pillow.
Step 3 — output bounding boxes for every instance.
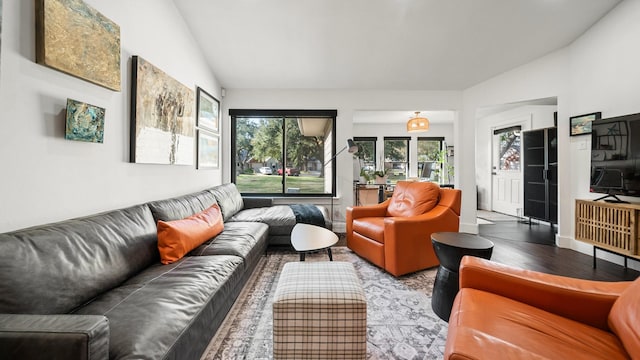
[387,181,440,217]
[157,204,224,264]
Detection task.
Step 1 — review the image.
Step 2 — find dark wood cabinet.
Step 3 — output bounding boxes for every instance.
[523,127,557,224]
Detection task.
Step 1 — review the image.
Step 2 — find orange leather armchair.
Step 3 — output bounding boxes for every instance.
[446,256,639,359]
[346,181,461,277]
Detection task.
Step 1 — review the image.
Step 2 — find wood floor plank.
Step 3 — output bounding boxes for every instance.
[479,222,640,281]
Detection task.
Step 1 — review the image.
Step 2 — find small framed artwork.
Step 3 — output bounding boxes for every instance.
[196,87,220,133]
[197,130,219,169]
[65,98,106,143]
[570,112,601,136]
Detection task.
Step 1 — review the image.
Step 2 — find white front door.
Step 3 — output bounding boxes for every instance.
[491,126,523,216]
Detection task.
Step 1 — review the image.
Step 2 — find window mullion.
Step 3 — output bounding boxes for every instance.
[281,118,286,195]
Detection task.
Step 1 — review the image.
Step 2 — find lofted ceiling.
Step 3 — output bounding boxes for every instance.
[173,0,621,91]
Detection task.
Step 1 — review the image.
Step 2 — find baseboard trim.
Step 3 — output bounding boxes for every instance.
[556,234,573,248]
[460,222,479,235]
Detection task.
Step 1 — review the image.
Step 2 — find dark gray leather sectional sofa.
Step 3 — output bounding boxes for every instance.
[0,183,329,360]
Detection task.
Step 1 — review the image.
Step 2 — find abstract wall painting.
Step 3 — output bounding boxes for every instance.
[65,99,106,143]
[197,130,219,169]
[130,56,195,165]
[35,0,121,91]
[196,87,220,133]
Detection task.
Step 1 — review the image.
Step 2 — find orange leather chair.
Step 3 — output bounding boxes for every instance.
[446,256,639,359]
[346,181,461,277]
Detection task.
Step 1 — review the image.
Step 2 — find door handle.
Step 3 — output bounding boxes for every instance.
[492,172,497,175]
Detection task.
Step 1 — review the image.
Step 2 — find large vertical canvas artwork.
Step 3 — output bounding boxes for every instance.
[65,99,105,143]
[130,56,195,165]
[35,0,121,91]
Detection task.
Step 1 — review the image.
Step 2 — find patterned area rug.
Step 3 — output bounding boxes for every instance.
[201,247,448,359]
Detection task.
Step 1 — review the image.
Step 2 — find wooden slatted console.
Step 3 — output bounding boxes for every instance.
[575,199,640,268]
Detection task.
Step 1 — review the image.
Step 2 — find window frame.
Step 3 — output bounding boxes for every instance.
[493,126,522,171]
[353,136,377,171]
[383,136,410,183]
[230,109,338,197]
[417,136,445,179]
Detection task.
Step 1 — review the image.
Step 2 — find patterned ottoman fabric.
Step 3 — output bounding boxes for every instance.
[273,261,367,359]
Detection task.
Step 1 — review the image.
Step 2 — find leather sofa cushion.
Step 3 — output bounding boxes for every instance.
[147,189,218,223]
[0,204,157,314]
[209,183,245,221]
[387,181,439,217]
[191,221,269,271]
[228,205,296,234]
[157,204,224,264]
[75,255,244,360]
[447,288,628,359]
[353,217,385,243]
[228,205,331,238]
[609,277,640,358]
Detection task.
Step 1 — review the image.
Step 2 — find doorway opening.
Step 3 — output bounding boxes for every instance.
[475,97,558,244]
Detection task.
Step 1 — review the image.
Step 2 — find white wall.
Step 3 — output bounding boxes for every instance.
[221,89,462,224]
[565,0,640,266]
[476,105,557,211]
[0,0,222,232]
[463,0,640,268]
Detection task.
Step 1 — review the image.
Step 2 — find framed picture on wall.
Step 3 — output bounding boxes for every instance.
[570,112,601,136]
[197,130,219,169]
[36,0,121,91]
[196,87,220,133]
[130,56,195,165]
[65,98,106,143]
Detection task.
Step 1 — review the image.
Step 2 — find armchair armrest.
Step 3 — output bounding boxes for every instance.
[0,314,109,360]
[382,205,460,276]
[347,200,389,220]
[459,256,631,331]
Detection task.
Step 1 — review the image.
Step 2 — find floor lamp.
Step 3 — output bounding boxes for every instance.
[324,139,359,231]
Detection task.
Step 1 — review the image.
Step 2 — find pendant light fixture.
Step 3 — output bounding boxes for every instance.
[406,111,430,133]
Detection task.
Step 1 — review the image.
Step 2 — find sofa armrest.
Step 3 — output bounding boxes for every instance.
[459,256,632,331]
[347,200,389,220]
[242,197,273,209]
[0,314,109,360]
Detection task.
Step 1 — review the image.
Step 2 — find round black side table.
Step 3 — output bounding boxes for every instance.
[431,232,494,322]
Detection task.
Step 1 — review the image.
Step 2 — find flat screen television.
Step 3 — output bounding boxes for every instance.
[590,112,640,202]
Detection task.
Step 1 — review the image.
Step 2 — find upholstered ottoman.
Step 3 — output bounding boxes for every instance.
[273,262,367,359]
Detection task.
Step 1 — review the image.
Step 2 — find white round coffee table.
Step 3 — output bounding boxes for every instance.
[291,223,339,261]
